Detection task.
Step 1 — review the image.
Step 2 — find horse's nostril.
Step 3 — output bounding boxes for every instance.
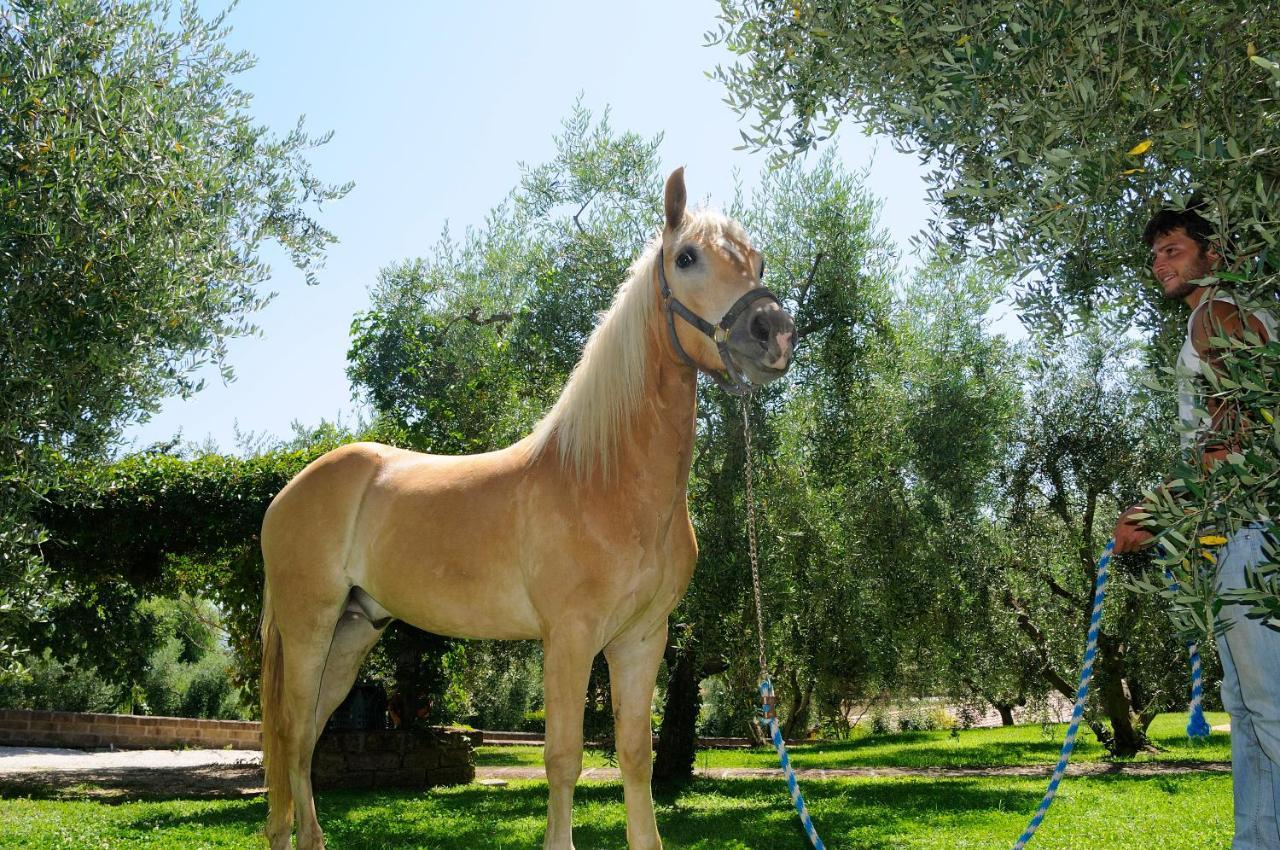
[750,314,770,344]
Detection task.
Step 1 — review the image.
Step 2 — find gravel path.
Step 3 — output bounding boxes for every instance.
[0,746,1231,800]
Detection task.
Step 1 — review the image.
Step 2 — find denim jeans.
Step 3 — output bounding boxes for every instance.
[1215,524,1280,849]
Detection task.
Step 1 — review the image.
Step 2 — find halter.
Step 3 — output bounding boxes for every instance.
[657,247,783,396]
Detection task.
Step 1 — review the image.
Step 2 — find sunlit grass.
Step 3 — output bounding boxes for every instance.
[0,772,1232,848]
[0,713,1233,848]
[475,712,1232,772]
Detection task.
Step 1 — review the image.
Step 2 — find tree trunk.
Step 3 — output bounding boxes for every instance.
[1094,633,1149,757]
[995,703,1016,726]
[653,642,702,782]
[781,672,814,740]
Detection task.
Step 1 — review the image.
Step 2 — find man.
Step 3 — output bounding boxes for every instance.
[1113,205,1279,848]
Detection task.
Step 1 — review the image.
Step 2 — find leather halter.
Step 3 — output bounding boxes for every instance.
[657,247,783,397]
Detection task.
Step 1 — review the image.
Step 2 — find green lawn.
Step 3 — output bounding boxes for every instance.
[0,773,1232,849]
[0,714,1234,849]
[476,711,1233,771]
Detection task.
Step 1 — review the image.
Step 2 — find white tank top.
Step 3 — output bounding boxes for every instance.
[1175,293,1276,447]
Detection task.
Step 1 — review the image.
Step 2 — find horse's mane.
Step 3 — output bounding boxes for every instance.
[529,210,733,480]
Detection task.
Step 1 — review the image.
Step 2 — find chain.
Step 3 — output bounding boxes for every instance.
[741,395,769,683]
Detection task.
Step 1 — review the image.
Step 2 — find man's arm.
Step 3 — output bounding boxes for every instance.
[1112,296,1271,553]
[1190,298,1271,462]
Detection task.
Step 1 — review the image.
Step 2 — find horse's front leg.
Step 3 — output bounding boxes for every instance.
[605,620,669,850]
[542,623,598,850]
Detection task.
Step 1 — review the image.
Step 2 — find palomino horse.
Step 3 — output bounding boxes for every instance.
[259,168,795,849]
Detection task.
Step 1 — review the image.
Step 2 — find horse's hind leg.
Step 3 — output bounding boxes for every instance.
[270,590,376,850]
[313,594,388,736]
[542,624,598,850]
[605,622,668,850]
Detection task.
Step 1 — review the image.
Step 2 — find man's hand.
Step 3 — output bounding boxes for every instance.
[1112,505,1155,554]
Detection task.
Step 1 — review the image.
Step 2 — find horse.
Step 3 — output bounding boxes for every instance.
[258,167,795,850]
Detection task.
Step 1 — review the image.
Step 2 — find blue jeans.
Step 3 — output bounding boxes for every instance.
[1216,524,1280,849]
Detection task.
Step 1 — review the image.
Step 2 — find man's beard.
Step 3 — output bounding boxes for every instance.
[1166,278,1200,300]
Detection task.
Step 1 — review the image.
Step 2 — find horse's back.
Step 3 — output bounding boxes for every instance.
[261,440,542,638]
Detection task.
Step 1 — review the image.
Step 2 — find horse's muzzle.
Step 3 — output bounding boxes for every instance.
[726,297,795,385]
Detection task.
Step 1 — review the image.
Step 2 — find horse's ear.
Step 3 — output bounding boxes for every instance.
[664,167,686,232]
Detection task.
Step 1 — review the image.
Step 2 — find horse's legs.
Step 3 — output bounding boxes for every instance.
[271,592,360,850]
[542,625,598,850]
[275,634,332,850]
[605,622,668,850]
[313,606,387,740]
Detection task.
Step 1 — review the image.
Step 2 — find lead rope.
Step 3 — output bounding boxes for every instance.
[1011,540,1111,849]
[742,397,826,850]
[1161,562,1212,739]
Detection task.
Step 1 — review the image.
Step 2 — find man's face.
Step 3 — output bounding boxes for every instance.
[1150,226,1217,301]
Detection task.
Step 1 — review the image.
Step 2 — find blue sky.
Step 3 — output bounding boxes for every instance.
[125,0,944,452]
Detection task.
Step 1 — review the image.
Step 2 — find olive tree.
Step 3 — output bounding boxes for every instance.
[0,0,348,670]
[713,0,1280,631]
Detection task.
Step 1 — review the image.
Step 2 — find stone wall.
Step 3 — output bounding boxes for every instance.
[312,727,479,790]
[0,709,261,750]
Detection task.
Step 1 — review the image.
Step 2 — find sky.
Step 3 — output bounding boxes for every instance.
[125,0,958,453]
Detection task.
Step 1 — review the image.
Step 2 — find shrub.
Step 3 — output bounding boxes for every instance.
[0,650,122,713]
[520,709,546,734]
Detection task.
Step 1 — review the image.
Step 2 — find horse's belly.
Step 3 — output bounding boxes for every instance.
[358,549,541,640]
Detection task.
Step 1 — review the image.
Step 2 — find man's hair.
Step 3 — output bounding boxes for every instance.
[1143,198,1214,252]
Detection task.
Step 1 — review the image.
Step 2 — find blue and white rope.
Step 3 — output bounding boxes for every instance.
[1161,564,1211,739]
[1012,540,1112,850]
[1185,642,1210,738]
[758,679,826,850]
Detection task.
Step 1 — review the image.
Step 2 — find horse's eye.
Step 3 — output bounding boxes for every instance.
[676,249,696,269]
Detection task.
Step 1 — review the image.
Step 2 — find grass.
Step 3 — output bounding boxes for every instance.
[0,773,1232,848]
[475,711,1233,772]
[0,713,1234,848]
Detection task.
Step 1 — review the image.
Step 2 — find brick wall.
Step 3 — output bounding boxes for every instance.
[0,709,262,750]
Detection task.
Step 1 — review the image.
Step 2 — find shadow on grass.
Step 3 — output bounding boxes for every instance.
[101,777,1055,849]
[0,764,264,804]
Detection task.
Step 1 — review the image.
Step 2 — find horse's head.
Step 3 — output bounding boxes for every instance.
[657,167,795,395]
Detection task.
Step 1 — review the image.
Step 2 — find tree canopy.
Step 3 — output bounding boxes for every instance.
[713,0,1280,630]
[0,0,348,669]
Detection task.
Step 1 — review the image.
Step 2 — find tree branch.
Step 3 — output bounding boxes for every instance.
[1003,589,1076,700]
[572,190,600,236]
[440,307,514,337]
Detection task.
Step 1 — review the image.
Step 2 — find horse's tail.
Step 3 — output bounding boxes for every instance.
[260,579,293,836]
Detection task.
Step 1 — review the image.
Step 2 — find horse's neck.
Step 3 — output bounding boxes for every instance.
[606,330,698,499]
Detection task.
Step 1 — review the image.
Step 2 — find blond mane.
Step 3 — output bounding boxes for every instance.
[530,210,737,479]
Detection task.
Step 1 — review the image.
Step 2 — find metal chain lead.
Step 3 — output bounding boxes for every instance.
[741,396,769,683]
[742,396,825,849]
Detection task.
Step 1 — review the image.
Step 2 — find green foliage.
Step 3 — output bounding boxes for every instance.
[451,641,543,731]
[994,330,1206,751]
[348,101,663,455]
[131,597,247,720]
[713,0,1280,630]
[0,0,347,671]
[697,674,755,739]
[713,1,1278,299]
[26,433,368,702]
[0,596,248,719]
[0,647,122,713]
